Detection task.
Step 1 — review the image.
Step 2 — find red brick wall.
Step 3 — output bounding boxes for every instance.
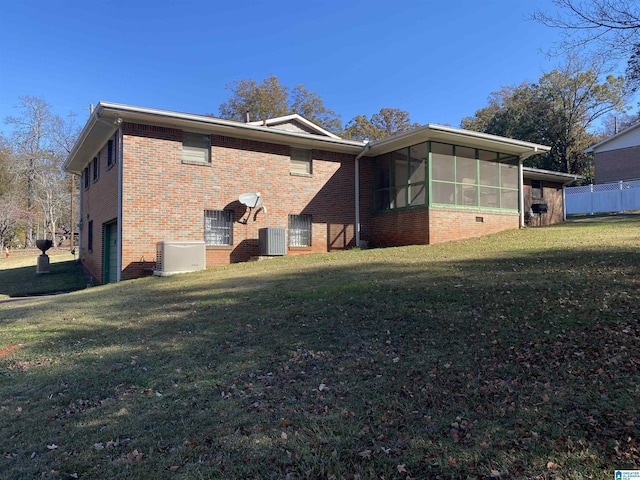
[116,124,358,280]
[367,206,518,247]
[79,138,119,283]
[428,208,519,244]
[370,208,429,247]
[595,146,640,184]
[522,179,564,226]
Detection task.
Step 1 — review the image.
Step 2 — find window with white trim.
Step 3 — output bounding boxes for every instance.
[183,132,211,164]
[288,214,312,247]
[290,148,311,175]
[204,210,233,246]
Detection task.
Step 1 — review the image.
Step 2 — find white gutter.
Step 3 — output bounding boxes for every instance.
[354,142,370,247]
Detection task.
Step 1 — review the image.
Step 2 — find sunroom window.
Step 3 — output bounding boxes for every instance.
[375,141,519,212]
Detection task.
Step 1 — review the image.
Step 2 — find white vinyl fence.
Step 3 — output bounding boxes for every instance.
[564,180,640,215]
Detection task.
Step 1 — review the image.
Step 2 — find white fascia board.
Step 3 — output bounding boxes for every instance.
[65,102,365,173]
[523,166,583,185]
[64,107,119,174]
[366,124,551,159]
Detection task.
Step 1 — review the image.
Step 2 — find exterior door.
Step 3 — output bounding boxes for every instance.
[104,221,118,283]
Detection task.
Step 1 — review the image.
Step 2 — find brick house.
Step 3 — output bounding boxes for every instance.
[521,167,581,226]
[586,122,640,184]
[65,102,571,284]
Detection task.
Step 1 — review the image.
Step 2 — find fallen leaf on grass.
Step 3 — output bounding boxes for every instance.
[358,449,372,459]
[46,444,58,450]
[166,465,180,472]
[397,464,407,473]
[547,461,560,470]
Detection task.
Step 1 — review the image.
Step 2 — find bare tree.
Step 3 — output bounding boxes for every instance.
[533,1,640,89]
[4,96,79,248]
[532,0,640,55]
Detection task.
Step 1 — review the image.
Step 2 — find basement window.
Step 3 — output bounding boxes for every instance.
[288,214,312,247]
[204,210,233,246]
[87,220,93,253]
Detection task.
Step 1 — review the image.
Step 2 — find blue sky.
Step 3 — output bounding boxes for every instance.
[1,1,565,136]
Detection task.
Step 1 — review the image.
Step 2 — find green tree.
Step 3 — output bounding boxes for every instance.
[218,76,342,134]
[290,85,342,134]
[461,57,630,177]
[343,108,421,141]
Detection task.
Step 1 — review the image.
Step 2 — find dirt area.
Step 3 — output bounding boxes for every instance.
[0,343,21,359]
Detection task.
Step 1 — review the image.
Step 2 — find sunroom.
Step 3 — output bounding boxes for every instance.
[363,124,550,246]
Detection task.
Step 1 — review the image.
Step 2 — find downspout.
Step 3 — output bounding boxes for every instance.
[518,161,525,228]
[116,125,123,282]
[354,142,370,247]
[518,148,538,228]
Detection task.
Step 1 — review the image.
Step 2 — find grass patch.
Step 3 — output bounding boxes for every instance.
[0,251,91,298]
[1,218,639,479]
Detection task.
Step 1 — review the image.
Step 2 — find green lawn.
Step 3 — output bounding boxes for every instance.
[0,250,91,298]
[1,217,639,479]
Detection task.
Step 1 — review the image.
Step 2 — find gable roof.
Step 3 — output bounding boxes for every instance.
[585,122,640,153]
[65,102,551,174]
[247,114,341,139]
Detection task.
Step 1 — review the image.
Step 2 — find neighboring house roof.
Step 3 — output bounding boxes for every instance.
[247,114,341,139]
[522,166,583,185]
[65,102,552,174]
[585,122,640,153]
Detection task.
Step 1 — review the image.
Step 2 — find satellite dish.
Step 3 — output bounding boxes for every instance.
[238,192,264,223]
[239,192,262,208]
